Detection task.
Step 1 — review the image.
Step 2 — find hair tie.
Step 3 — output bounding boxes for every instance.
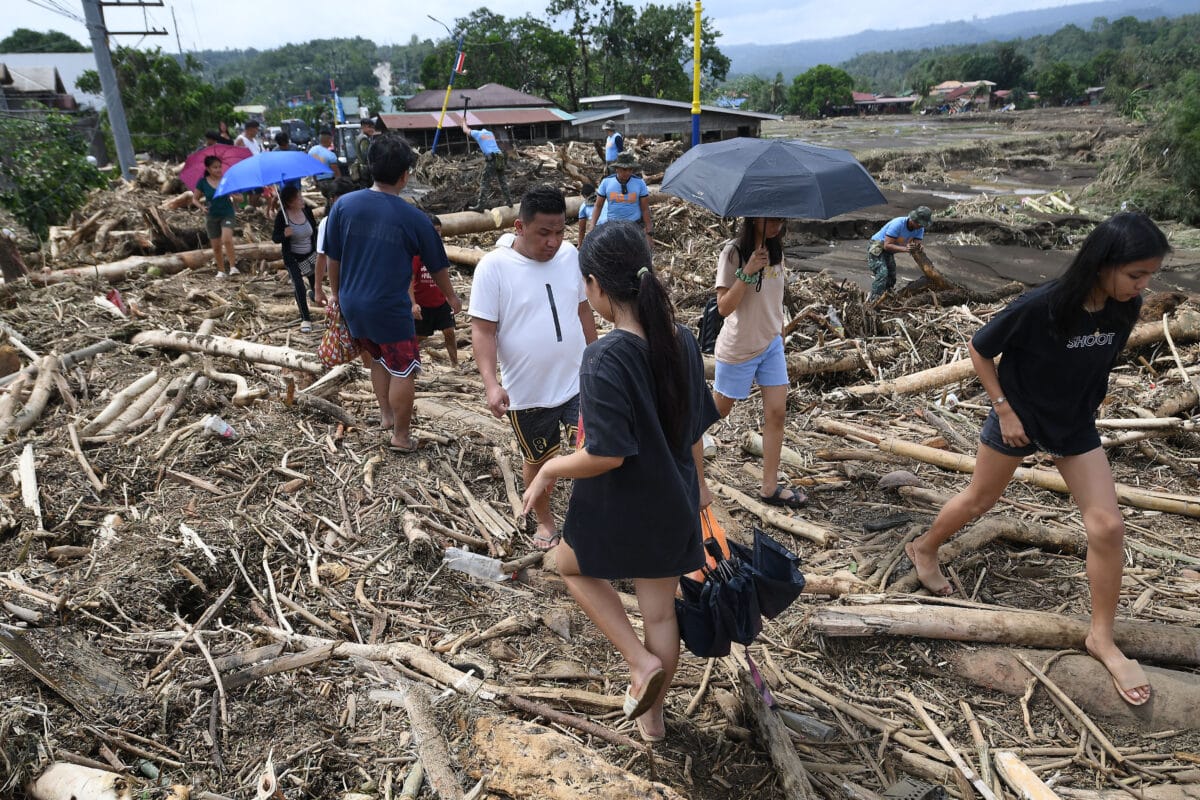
[636,267,651,280]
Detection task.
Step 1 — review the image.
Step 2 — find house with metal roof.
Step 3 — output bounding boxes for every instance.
[574,94,780,144]
[0,61,80,112]
[0,52,101,109]
[381,83,573,154]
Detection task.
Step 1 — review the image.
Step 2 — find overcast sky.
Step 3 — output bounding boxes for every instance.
[6,0,1092,50]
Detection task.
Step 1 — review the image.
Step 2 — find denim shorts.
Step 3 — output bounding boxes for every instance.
[977,408,1093,459]
[713,335,788,400]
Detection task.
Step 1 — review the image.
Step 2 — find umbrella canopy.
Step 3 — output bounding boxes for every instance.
[180,144,252,192]
[675,527,806,658]
[660,137,886,220]
[215,150,334,197]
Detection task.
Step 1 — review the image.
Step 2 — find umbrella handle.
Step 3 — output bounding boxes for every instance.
[703,537,726,563]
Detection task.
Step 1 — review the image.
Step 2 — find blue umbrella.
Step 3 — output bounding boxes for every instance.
[660,137,886,220]
[215,150,334,197]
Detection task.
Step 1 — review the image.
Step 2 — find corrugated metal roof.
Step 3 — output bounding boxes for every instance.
[570,108,630,126]
[404,83,552,112]
[379,107,573,131]
[580,93,780,121]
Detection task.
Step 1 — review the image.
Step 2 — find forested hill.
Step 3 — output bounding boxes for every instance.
[723,0,1196,80]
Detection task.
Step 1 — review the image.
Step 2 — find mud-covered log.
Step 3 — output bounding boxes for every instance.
[468,717,686,800]
[739,670,815,799]
[807,603,1200,666]
[949,647,1200,731]
[0,229,30,282]
[437,197,583,237]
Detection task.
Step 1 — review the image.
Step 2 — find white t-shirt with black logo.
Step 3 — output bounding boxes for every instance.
[468,241,588,410]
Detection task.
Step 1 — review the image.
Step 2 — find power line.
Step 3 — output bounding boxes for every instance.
[21,0,85,24]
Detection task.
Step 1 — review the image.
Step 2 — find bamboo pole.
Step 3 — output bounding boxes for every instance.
[27,242,279,286]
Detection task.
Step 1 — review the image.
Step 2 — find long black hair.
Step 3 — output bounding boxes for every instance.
[579,221,687,449]
[734,217,785,265]
[1047,212,1170,338]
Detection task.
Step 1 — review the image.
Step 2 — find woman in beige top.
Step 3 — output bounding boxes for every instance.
[712,217,805,508]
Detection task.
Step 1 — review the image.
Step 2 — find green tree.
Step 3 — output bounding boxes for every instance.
[0,28,87,53]
[0,111,106,237]
[78,48,245,160]
[1033,61,1082,105]
[787,64,854,118]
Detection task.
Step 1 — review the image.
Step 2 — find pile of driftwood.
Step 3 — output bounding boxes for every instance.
[2,171,1200,800]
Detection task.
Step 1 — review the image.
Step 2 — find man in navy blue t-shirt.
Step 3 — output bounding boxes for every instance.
[324,134,463,453]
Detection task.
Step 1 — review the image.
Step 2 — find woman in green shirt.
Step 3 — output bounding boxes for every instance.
[192,155,241,278]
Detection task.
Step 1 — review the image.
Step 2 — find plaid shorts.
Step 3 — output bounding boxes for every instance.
[356,336,421,378]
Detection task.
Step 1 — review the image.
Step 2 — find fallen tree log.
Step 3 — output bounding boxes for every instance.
[443,245,486,268]
[817,418,1200,518]
[131,330,323,373]
[0,228,30,282]
[468,717,684,800]
[413,398,509,440]
[838,309,1200,400]
[806,603,1200,666]
[710,480,833,544]
[26,763,135,800]
[949,647,1200,731]
[739,669,815,799]
[887,515,1085,594]
[24,242,279,286]
[1057,787,1200,800]
[5,354,58,437]
[787,343,901,378]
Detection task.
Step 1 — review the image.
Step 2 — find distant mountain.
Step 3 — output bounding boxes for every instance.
[723,0,1197,79]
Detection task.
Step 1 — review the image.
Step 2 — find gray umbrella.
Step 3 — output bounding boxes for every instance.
[660,137,886,219]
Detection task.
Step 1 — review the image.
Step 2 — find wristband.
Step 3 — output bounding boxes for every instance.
[734,267,757,284]
[993,396,1007,406]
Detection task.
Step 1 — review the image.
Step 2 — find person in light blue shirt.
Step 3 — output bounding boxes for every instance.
[461,118,513,211]
[602,119,624,173]
[866,205,932,301]
[577,182,596,245]
[591,151,651,242]
[308,128,341,197]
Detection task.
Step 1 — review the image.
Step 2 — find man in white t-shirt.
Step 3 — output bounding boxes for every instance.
[470,185,597,550]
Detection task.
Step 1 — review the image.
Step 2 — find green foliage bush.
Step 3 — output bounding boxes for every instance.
[0,112,107,238]
[77,48,245,161]
[787,65,854,118]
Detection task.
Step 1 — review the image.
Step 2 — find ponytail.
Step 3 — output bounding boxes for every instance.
[580,222,687,448]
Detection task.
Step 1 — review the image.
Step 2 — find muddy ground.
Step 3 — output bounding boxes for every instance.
[1,106,1198,800]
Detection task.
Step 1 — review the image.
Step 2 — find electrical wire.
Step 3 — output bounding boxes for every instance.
[21,0,85,25]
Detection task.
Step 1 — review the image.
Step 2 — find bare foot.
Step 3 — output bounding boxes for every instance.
[1085,632,1151,705]
[905,540,954,596]
[388,435,416,453]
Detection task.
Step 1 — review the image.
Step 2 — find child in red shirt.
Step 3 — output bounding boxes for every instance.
[409,215,459,367]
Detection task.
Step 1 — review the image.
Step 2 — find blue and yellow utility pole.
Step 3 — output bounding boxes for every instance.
[691,0,702,147]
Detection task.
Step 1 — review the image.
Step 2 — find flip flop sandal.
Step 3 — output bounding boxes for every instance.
[760,485,807,509]
[635,716,666,743]
[387,441,418,454]
[1086,646,1151,706]
[532,531,561,551]
[882,777,947,800]
[622,668,666,720]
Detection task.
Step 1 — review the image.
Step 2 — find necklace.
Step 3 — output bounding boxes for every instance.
[1083,302,1103,335]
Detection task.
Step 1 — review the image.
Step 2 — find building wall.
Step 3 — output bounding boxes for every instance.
[578,100,762,143]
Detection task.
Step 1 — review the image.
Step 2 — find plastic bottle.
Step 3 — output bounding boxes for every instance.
[443,547,512,582]
[202,414,237,439]
[826,305,845,338]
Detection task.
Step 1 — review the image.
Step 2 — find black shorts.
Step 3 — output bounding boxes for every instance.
[414,302,454,337]
[507,395,580,465]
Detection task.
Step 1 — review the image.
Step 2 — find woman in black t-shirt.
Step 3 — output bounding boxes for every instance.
[522,221,719,743]
[906,212,1169,707]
